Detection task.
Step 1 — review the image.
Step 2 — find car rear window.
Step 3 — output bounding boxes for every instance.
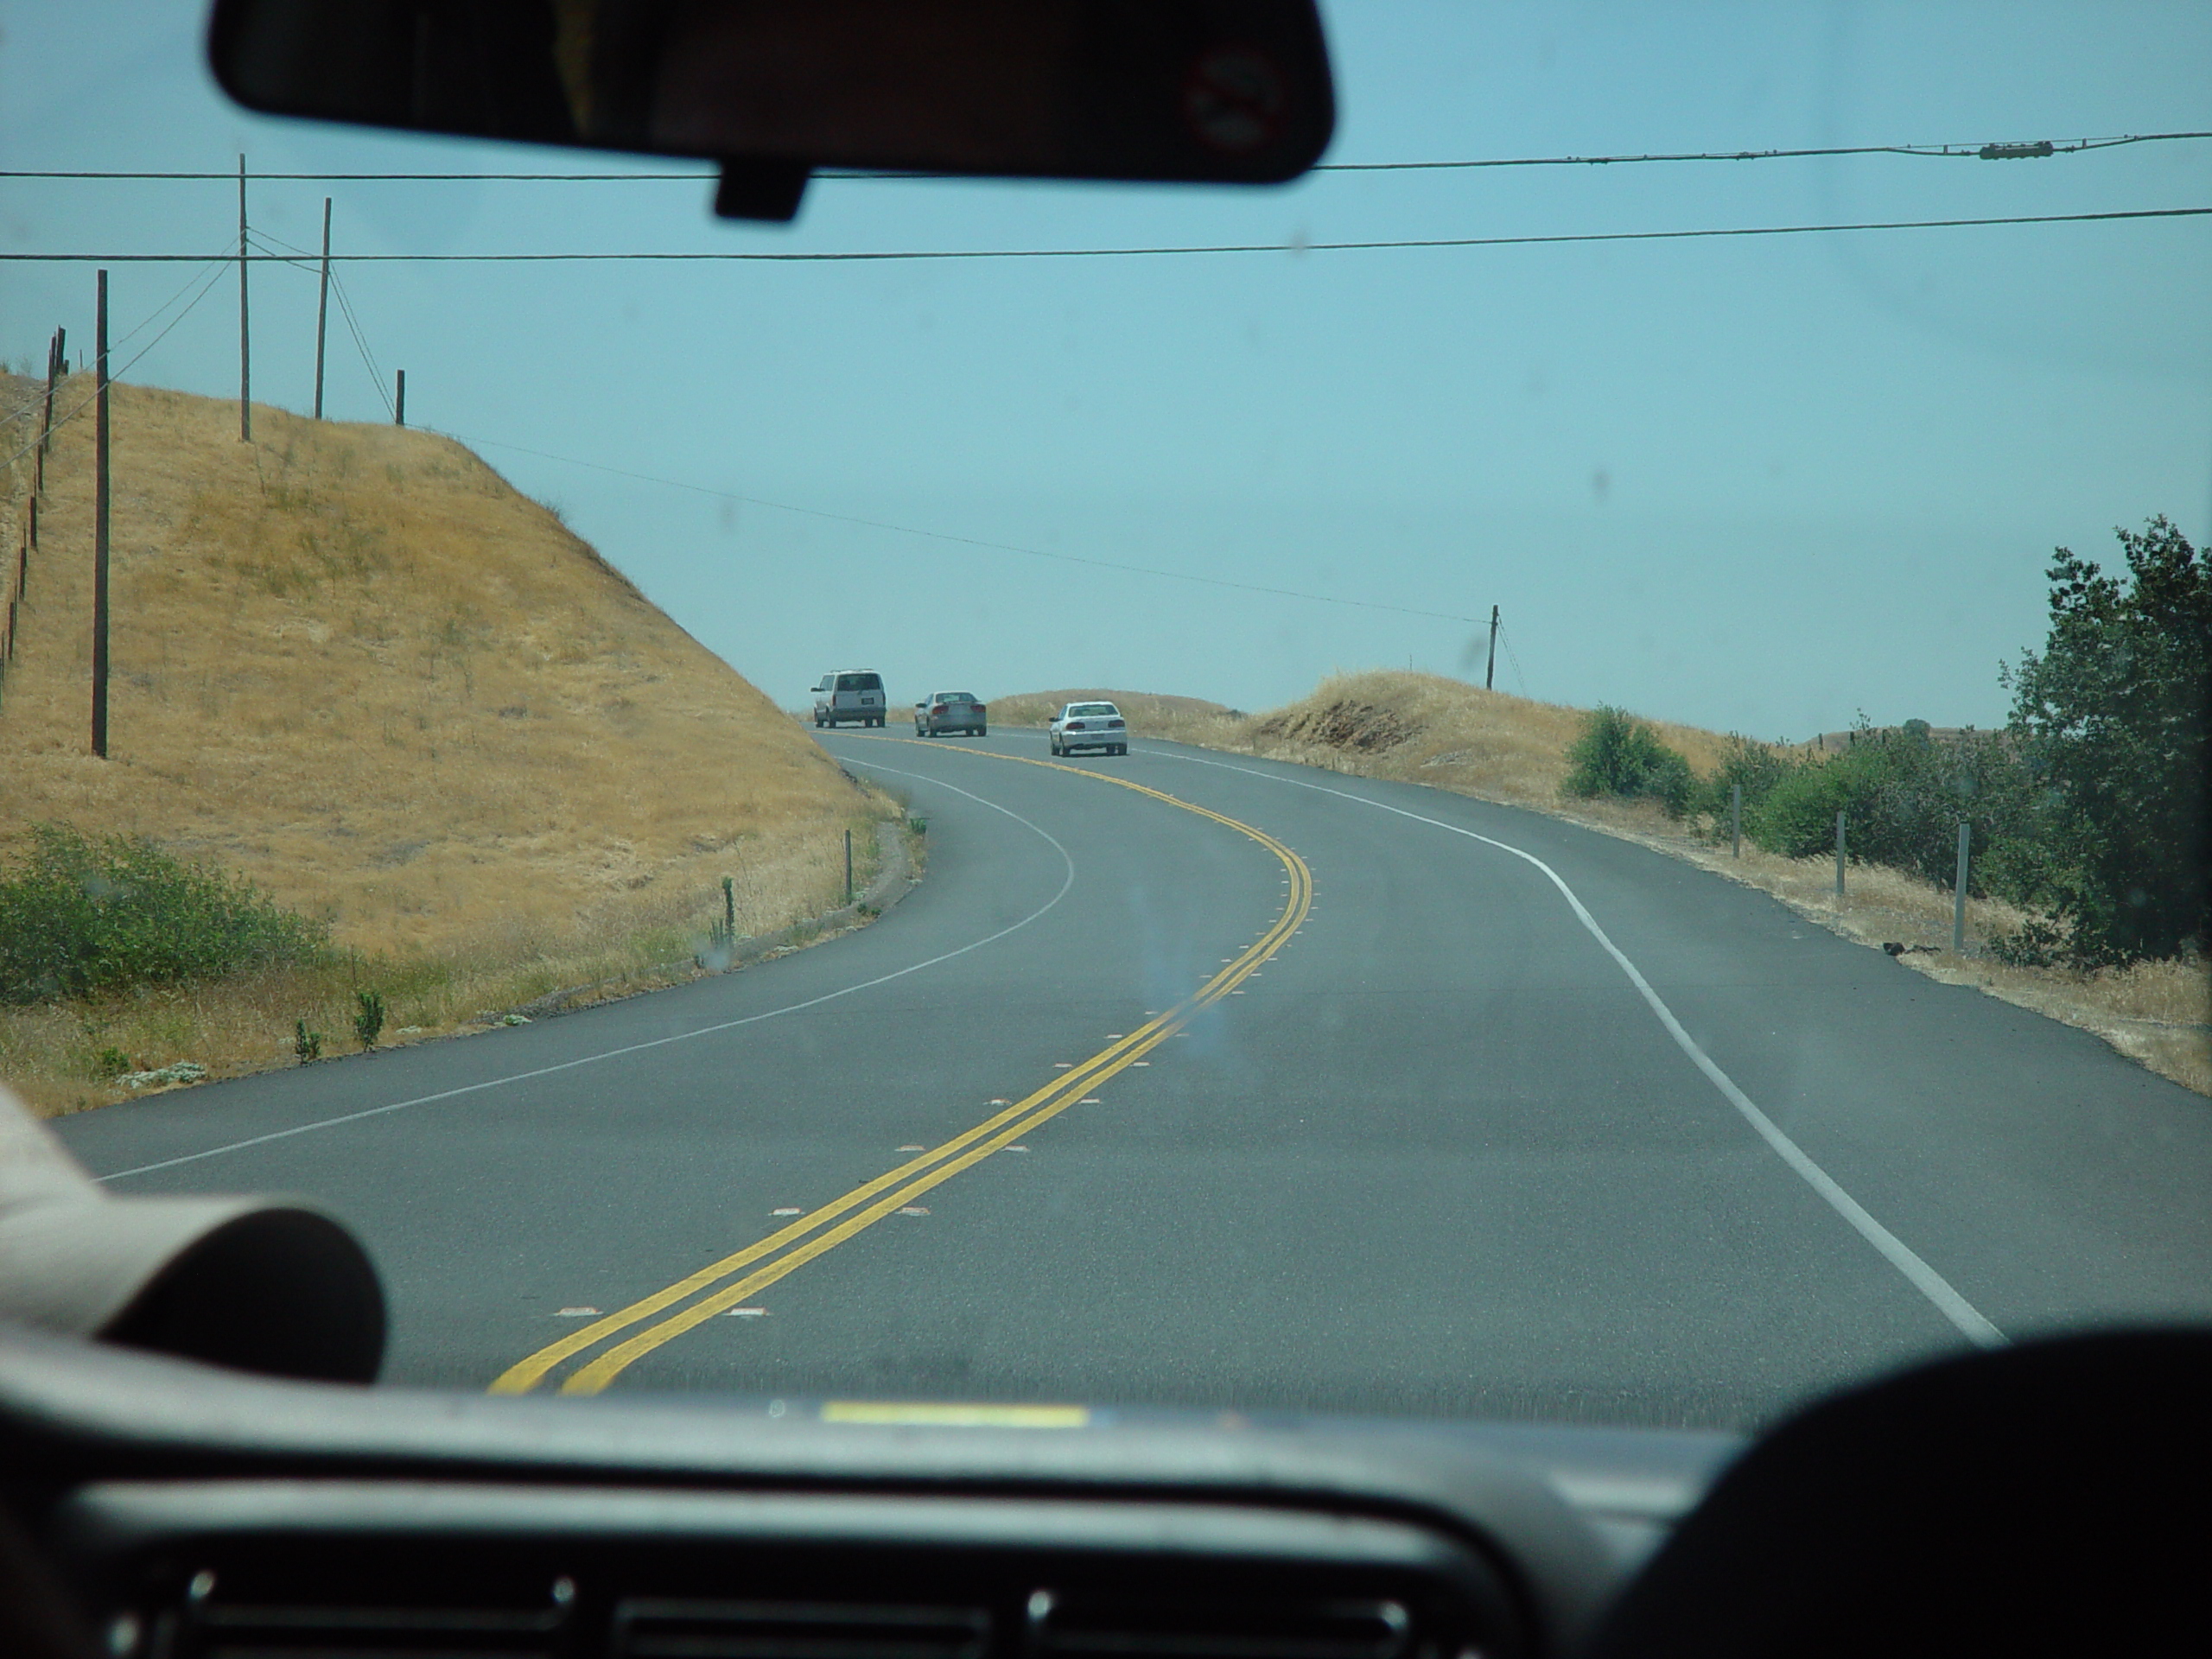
[837,673,882,692]
[1070,703,1118,717]
[938,692,977,703]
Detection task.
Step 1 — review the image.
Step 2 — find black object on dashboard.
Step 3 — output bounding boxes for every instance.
[1581,1327,2212,1658]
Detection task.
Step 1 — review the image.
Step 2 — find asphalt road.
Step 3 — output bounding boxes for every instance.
[54,731,2212,1427]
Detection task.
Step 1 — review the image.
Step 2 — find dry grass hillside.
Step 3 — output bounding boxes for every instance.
[0,375,893,1114]
[1001,670,2207,1094]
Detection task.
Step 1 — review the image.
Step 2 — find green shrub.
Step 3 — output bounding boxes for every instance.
[0,824,330,1005]
[353,988,386,1051]
[294,1020,324,1065]
[1564,706,1694,816]
[1691,734,1802,829]
[1746,726,2047,894]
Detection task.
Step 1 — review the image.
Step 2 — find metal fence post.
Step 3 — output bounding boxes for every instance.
[1731,783,1742,858]
[1954,822,1971,955]
[1834,810,1847,900]
[844,829,854,906]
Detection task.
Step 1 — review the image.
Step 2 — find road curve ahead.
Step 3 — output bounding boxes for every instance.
[54,728,2212,1428]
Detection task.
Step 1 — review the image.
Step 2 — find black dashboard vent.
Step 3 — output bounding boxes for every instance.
[167,1566,575,1654]
[612,1600,993,1659]
[1027,1593,1414,1659]
[186,1600,567,1659]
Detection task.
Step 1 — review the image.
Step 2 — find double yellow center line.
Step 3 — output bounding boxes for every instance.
[491,745,1312,1395]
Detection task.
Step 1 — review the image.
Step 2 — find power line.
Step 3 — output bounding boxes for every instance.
[442,429,1490,626]
[4,130,2208,181]
[0,258,232,473]
[5,202,2207,265]
[327,268,394,416]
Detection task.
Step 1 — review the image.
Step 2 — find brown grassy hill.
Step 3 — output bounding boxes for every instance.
[0,376,892,1112]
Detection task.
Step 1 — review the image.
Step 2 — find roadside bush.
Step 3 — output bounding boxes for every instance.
[0,824,330,1004]
[1747,726,2046,893]
[353,988,386,1052]
[1690,734,1802,830]
[1565,706,1694,817]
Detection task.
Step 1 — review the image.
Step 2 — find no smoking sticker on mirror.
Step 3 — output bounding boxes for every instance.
[1183,47,1287,155]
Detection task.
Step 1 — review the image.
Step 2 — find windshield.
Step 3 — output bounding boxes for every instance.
[3,3,2206,1430]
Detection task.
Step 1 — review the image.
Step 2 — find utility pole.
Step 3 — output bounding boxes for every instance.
[1484,604,1499,690]
[394,369,406,427]
[93,270,111,759]
[237,155,251,442]
[35,328,61,495]
[313,197,332,419]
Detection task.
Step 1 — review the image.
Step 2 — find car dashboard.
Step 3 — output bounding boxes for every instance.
[0,1330,1737,1659]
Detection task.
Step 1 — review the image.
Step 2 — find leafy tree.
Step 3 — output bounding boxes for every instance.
[1564,706,1694,816]
[2004,516,2210,963]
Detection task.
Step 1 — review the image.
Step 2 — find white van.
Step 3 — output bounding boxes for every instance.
[811,671,887,728]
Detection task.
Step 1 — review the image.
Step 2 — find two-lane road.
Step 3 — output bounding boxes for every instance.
[53,729,2212,1427]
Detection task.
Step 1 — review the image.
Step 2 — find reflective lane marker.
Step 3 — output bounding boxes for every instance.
[724,1307,766,1318]
[896,1144,925,1152]
[1007,1145,1029,1153]
[493,741,1313,1397]
[899,1206,931,1216]
[1143,744,2006,1351]
[1054,1062,1074,1068]
[555,1306,601,1318]
[1079,1097,1102,1104]
[771,1207,803,1216]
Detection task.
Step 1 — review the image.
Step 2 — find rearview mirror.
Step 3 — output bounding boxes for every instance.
[207,0,1336,220]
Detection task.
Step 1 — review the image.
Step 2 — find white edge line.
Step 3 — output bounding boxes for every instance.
[95,768,1074,1184]
[1141,744,2006,1350]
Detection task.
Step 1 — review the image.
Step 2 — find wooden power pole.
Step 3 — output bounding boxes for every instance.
[237,156,251,442]
[1484,605,1499,690]
[313,197,332,419]
[92,270,111,759]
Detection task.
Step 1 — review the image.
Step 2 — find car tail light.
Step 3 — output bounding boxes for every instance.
[1109,720,1125,728]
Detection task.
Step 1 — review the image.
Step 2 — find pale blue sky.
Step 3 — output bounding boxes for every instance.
[4,2,2209,736]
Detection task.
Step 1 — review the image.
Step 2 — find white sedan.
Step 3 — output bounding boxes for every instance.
[1048,701,1128,757]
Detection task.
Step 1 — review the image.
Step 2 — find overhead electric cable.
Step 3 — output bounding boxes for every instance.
[441,429,1489,626]
[0,258,232,471]
[7,202,2208,264]
[4,129,2208,181]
